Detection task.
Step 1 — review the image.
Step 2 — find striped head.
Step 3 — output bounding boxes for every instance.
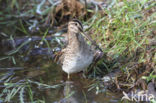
[68,19,83,34]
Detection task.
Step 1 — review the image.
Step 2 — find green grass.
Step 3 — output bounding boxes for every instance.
[88,0,155,55]
[85,0,155,74]
[0,78,62,102]
[85,1,155,102]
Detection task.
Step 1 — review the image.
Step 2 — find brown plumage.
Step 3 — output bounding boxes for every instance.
[56,19,103,79]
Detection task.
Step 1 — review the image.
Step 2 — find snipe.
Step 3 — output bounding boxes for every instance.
[57,19,103,79]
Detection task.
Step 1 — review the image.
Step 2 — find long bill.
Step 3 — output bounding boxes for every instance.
[80,32,103,52]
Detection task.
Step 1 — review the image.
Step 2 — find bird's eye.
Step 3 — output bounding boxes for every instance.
[75,23,78,26]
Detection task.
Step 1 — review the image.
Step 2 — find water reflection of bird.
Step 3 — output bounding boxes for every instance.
[55,19,103,79]
[61,80,94,103]
[62,81,84,103]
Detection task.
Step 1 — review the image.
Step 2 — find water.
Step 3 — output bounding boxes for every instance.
[0,57,122,102]
[0,37,122,103]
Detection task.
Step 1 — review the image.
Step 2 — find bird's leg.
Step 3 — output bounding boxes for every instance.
[67,74,70,79]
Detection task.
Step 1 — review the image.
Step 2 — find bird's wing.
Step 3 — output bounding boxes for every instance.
[53,49,66,65]
[93,50,104,63]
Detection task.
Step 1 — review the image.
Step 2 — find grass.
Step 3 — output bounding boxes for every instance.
[0,0,155,102]
[86,0,155,75]
[86,0,155,102]
[0,78,62,102]
[88,1,155,55]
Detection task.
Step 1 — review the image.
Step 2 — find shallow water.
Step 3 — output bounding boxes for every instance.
[0,53,122,103]
[0,35,123,103]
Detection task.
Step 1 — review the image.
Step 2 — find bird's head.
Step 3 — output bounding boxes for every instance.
[68,19,83,34]
[67,19,103,52]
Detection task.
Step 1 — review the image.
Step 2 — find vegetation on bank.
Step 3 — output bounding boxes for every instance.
[87,0,155,86]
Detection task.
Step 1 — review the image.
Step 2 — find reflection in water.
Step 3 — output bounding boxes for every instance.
[0,57,122,103]
[0,60,121,103]
[62,80,92,103]
[43,75,121,103]
[0,43,121,103]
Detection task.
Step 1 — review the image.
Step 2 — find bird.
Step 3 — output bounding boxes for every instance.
[55,19,103,79]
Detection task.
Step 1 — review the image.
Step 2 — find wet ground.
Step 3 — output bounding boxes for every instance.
[0,38,122,103]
